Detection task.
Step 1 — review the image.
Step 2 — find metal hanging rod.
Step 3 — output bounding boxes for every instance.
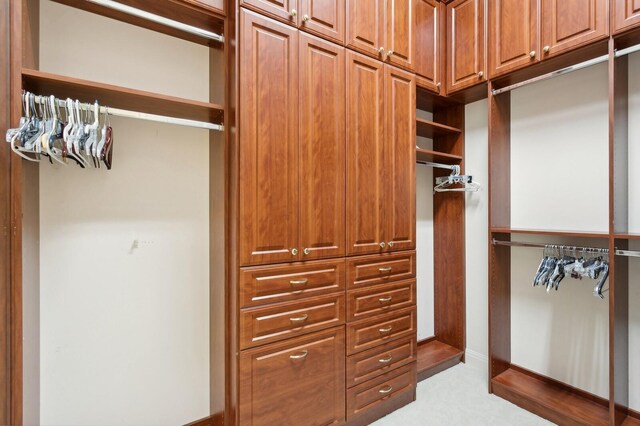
[491,239,640,258]
[31,94,224,131]
[86,0,224,42]
[615,43,640,58]
[416,161,458,171]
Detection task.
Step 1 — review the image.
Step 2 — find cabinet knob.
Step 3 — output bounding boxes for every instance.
[289,350,308,360]
[436,82,441,92]
[478,71,484,78]
[388,241,394,248]
[289,9,297,17]
[379,242,386,249]
[543,45,550,53]
[302,14,310,22]
[386,50,394,58]
[290,248,299,256]
[378,47,385,56]
[303,247,311,255]
[529,50,536,58]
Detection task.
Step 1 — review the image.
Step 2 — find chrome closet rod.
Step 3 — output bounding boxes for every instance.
[85,0,224,42]
[491,239,640,258]
[416,161,458,171]
[31,94,224,131]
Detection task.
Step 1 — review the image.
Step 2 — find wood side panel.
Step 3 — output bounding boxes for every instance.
[446,0,486,93]
[414,0,440,92]
[386,0,414,70]
[239,10,300,266]
[613,0,640,34]
[384,65,416,252]
[299,0,345,43]
[299,33,346,260]
[346,0,386,59]
[346,51,386,256]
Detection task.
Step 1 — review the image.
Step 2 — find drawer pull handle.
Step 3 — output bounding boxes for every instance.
[289,279,308,286]
[379,267,393,273]
[379,385,393,394]
[290,314,309,323]
[379,326,393,333]
[379,355,393,364]
[379,296,393,303]
[290,350,308,360]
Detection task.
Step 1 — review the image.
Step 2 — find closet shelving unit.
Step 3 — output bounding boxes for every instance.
[7,0,231,424]
[415,84,466,381]
[489,33,640,426]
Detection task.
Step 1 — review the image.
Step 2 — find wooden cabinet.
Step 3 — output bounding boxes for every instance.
[446,0,486,93]
[240,0,297,23]
[346,0,387,59]
[347,251,417,289]
[239,326,346,426]
[346,336,417,387]
[347,279,416,321]
[614,0,640,34]
[346,307,417,354]
[414,0,441,92]
[240,12,346,266]
[489,0,537,78]
[386,0,414,69]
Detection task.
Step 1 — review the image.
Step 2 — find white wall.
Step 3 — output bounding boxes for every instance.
[35,2,212,425]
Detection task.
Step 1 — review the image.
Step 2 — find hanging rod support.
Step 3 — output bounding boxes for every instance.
[416,161,457,171]
[86,0,224,42]
[491,239,640,258]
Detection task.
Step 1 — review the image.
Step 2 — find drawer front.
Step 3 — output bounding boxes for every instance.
[240,294,345,349]
[347,336,416,388]
[347,251,416,289]
[347,362,416,420]
[347,279,416,322]
[240,259,346,308]
[347,307,416,355]
[240,327,346,426]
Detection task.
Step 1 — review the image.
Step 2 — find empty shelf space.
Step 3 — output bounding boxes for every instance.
[490,227,610,239]
[491,368,609,426]
[22,69,224,124]
[416,148,463,165]
[417,340,464,382]
[416,117,462,138]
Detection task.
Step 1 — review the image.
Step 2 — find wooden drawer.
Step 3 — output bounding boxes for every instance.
[239,326,346,426]
[347,279,416,322]
[347,336,416,388]
[347,307,416,355]
[347,251,416,289]
[240,259,346,308]
[347,362,417,421]
[240,294,345,349]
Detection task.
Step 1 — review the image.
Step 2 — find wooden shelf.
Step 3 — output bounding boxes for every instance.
[492,368,610,426]
[623,415,640,426]
[614,233,640,240]
[416,339,464,382]
[416,85,461,112]
[22,69,224,125]
[490,227,610,239]
[416,148,463,165]
[416,117,462,138]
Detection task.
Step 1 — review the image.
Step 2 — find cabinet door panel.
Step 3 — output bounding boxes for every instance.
[387,0,414,70]
[299,33,346,261]
[414,0,440,92]
[346,51,386,256]
[446,0,485,93]
[385,65,416,252]
[299,0,345,43]
[239,10,299,266]
[346,0,386,58]
[541,0,608,58]
[239,327,346,426]
[489,0,537,78]
[240,0,298,25]
[614,0,640,34]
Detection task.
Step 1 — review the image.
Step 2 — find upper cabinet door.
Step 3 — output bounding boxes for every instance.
[239,10,300,266]
[386,0,414,70]
[384,65,416,253]
[240,0,298,25]
[346,0,387,59]
[299,33,346,260]
[346,51,386,256]
[613,0,640,34]
[446,0,486,93]
[414,0,441,92]
[489,0,538,78]
[541,0,608,58]
[298,0,345,43]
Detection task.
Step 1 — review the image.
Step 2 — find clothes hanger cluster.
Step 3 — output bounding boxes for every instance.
[5,92,113,169]
[532,245,609,298]
[433,164,481,193]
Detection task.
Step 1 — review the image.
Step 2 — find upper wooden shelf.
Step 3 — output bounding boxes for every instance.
[416,148,462,165]
[416,117,462,138]
[490,227,610,239]
[22,69,224,125]
[614,233,640,240]
[623,415,640,426]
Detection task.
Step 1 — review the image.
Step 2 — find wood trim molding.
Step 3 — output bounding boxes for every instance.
[184,412,224,426]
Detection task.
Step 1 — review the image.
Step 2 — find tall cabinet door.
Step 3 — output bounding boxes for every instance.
[299,33,346,260]
[346,51,386,256]
[386,0,414,70]
[540,0,608,58]
[239,10,300,266]
[346,0,386,59]
[384,65,416,252]
[299,0,345,44]
[488,0,538,78]
[446,0,485,93]
[240,0,299,25]
[613,0,640,34]
[414,0,440,92]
